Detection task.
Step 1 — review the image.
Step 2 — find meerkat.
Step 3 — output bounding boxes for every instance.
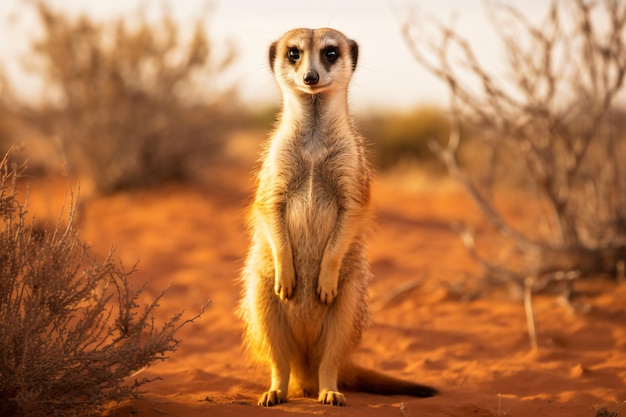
[238,28,437,407]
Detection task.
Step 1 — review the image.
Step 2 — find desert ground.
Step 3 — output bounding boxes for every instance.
[20,131,626,417]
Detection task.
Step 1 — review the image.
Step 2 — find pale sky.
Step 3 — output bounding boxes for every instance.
[207,0,550,110]
[0,0,550,110]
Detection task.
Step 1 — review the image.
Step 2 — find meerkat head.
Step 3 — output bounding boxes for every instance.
[269,28,358,96]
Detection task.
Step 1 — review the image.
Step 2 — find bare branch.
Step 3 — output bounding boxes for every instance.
[403,0,626,291]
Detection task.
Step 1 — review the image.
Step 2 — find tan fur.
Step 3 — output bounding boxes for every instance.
[238,28,436,407]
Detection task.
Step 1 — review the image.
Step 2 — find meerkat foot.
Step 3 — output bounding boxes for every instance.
[318,390,346,406]
[258,390,286,407]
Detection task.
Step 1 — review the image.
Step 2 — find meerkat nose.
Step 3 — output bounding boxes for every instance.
[303,71,319,85]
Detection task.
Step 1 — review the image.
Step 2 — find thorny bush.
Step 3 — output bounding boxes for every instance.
[0,153,203,417]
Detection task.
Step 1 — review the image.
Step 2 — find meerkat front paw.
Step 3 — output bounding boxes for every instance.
[274,261,296,300]
[318,389,346,406]
[275,275,295,300]
[318,254,341,304]
[317,271,338,305]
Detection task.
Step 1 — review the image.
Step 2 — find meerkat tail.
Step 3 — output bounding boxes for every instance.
[339,365,438,398]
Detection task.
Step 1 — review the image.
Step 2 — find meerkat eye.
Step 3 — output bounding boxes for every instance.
[288,48,300,63]
[323,47,339,62]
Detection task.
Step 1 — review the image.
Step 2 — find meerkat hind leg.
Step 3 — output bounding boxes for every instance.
[259,355,290,406]
[317,352,346,406]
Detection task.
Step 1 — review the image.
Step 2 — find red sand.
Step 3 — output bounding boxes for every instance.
[22,160,626,417]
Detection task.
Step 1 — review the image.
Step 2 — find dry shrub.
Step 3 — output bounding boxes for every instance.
[358,106,451,171]
[0,152,203,417]
[0,108,23,163]
[403,0,626,292]
[3,2,235,194]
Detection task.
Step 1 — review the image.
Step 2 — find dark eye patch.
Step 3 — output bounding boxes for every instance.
[323,46,339,63]
[288,47,300,64]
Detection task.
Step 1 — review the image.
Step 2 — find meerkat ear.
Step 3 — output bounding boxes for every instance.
[349,40,358,72]
[269,42,278,73]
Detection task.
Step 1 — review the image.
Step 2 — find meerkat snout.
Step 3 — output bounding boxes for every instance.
[303,71,319,85]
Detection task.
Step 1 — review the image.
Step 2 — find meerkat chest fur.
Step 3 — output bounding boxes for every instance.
[271,101,358,242]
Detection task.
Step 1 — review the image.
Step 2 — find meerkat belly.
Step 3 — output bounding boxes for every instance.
[285,163,339,280]
[284,177,337,352]
[282,160,339,339]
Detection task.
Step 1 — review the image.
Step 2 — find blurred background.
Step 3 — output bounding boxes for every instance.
[0,0,551,190]
[0,0,624,290]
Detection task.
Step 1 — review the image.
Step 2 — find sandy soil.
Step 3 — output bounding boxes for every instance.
[21,154,626,417]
